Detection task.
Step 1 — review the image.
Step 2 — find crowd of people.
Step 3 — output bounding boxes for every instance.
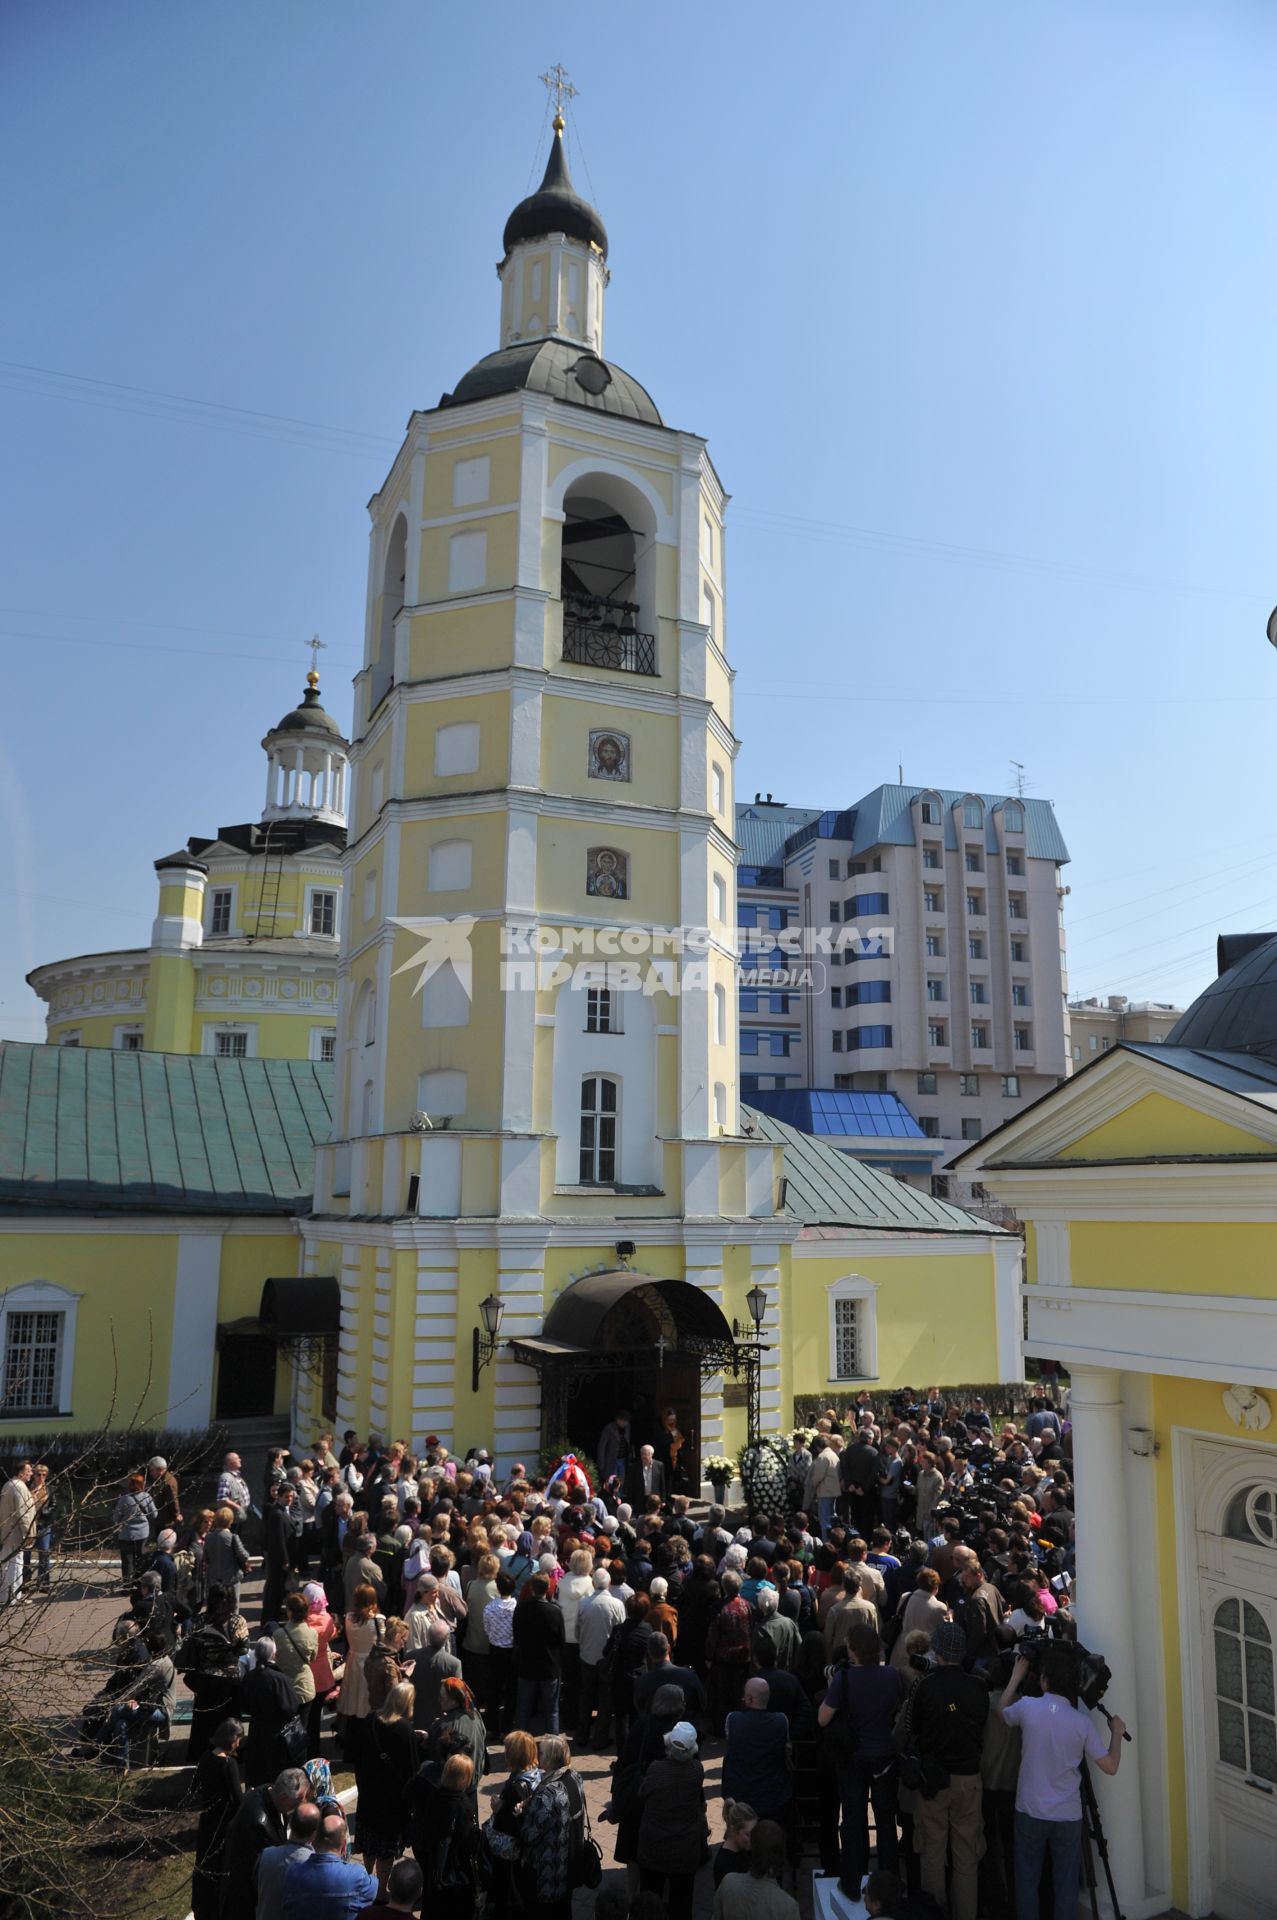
[2,1384,1116,1920]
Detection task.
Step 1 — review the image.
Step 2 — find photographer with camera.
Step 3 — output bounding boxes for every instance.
[999,1645,1125,1920]
[900,1620,987,1920]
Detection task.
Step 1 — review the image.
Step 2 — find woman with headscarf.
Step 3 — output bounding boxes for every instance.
[237,1637,301,1787]
[608,1679,685,1870]
[301,1579,341,1749]
[637,1719,706,1920]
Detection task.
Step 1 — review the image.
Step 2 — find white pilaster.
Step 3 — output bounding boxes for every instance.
[1068,1365,1149,1918]
[170,1231,222,1426]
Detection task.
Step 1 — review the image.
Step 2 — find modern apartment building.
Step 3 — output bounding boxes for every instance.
[1067,995,1182,1068]
[736,786,1071,1177]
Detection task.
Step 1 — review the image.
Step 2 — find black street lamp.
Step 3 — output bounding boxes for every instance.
[733,1284,770,1447]
[472,1292,505,1392]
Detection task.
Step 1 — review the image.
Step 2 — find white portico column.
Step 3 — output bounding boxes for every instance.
[1067,1365,1148,1917]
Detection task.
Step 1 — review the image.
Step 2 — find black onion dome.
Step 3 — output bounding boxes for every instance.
[1165,933,1277,1061]
[440,338,662,426]
[502,127,608,259]
[271,682,344,739]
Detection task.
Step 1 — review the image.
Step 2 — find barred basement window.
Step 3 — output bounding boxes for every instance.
[318,1033,336,1063]
[832,1298,860,1380]
[2,1310,63,1413]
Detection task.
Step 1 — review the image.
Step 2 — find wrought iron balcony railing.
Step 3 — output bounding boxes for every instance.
[562,595,657,676]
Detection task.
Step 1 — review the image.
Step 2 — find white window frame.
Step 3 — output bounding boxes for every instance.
[114,1025,145,1051]
[208,885,235,937]
[579,1073,620,1185]
[309,1027,337,1063]
[0,1280,80,1416]
[306,886,339,938]
[712,763,725,814]
[712,873,727,923]
[59,1031,82,1047]
[826,1276,879,1383]
[204,1025,257,1058]
[585,983,621,1034]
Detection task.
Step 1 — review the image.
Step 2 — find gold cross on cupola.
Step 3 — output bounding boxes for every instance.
[306,632,326,688]
[539,61,578,131]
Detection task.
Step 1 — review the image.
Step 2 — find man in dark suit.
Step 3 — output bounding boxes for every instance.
[261,1485,301,1625]
[625,1444,666,1507]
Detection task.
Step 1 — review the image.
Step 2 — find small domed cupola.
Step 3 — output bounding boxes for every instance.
[497,112,611,357]
[502,121,608,259]
[261,668,349,827]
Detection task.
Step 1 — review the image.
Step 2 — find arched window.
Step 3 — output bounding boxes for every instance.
[354,981,377,1048]
[579,1075,618,1185]
[1214,1596,1277,1780]
[1003,801,1025,833]
[372,515,406,712]
[961,796,984,830]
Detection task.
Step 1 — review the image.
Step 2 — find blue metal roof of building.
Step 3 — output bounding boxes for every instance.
[745,1086,940,1145]
[783,786,1069,866]
[735,805,822,872]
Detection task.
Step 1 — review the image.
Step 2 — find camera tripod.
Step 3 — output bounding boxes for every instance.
[1079,1747,1124,1920]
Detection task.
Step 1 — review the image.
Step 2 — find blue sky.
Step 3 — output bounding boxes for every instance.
[2,0,1276,1040]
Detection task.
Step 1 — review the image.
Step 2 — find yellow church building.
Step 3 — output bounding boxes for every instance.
[3,118,1021,1481]
[27,675,349,1062]
[957,933,1277,1920]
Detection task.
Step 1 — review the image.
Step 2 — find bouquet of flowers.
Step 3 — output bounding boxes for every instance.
[702,1455,735,1485]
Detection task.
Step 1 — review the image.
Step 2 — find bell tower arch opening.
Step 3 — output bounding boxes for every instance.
[371,514,406,713]
[559,473,657,677]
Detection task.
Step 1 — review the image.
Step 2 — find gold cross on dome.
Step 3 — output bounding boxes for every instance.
[540,62,578,130]
[306,633,326,687]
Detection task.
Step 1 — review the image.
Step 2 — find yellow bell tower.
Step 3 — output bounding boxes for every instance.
[308,97,787,1467]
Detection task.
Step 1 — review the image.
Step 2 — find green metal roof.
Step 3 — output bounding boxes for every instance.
[743,1103,1003,1235]
[0,1043,333,1215]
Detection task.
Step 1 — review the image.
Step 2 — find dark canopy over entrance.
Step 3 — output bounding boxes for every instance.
[258,1275,340,1423]
[508,1270,759,1488]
